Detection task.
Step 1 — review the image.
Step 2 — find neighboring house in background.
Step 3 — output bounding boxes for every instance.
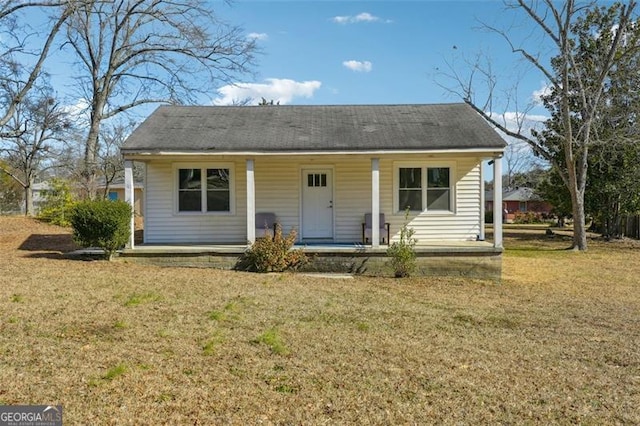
[486,187,553,222]
[120,103,507,250]
[30,180,144,223]
[98,180,144,220]
[30,181,52,215]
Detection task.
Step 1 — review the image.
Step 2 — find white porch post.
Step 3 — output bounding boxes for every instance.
[493,156,503,248]
[479,161,485,241]
[371,158,380,248]
[246,159,256,245]
[124,160,135,249]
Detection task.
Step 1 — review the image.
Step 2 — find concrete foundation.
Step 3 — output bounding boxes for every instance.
[118,244,502,281]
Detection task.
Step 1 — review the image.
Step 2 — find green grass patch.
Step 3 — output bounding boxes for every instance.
[254,328,288,355]
[11,294,23,303]
[208,299,244,322]
[356,321,370,332]
[123,292,162,307]
[202,334,225,356]
[103,363,128,381]
[90,363,128,385]
[208,310,226,321]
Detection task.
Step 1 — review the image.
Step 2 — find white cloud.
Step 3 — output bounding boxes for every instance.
[213,78,322,105]
[331,12,390,24]
[531,82,552,105]
[354,12,378,23]
[247,32,268,41]
[332,15,350,24]
[63,98,90,125]
[487,110,548,146]
[342,60,372,72]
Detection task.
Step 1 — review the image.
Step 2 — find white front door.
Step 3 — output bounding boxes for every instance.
[302,169,333,239]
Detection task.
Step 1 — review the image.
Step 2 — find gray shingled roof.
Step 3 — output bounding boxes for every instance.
[122,103,506,154]
[485,187,542,202]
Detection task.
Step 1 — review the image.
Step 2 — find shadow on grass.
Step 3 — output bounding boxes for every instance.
[19,233,78,253]
[18,233,102,261]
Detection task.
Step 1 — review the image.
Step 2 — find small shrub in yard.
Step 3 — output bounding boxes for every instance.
[513,211,544,224]
[70,199,131,260]
[37,178,76,227]
[240,225,307,272]
[387,210,417,278]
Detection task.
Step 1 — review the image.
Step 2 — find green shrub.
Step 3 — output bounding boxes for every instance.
[386,211,418,278]
[37,178,76,227]
[70,199,131,260]
[240,225,307,272]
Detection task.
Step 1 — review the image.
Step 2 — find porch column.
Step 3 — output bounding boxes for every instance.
[493,156,503,248]
[371,158,380,248]
[479,161,485,241]
[124,160,135,249]
[246,159,256,245]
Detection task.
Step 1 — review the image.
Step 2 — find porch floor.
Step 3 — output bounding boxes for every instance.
[122,240,499,255]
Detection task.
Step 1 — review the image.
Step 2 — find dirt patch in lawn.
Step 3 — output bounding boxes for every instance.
[0,217,638,424]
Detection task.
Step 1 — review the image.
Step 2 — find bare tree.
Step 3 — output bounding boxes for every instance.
[0,85,71,215]
[440,1,638,250]
[96,119,136,198]
[0,1,78,128]
[60,0,256,197]
[503,140,536,190]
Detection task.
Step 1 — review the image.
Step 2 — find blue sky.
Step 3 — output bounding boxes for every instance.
[36,0,558,123]
[207,0,553,116]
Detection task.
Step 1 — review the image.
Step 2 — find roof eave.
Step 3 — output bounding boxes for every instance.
[122,147,506,159]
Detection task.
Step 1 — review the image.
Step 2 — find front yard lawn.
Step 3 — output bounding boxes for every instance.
[1,217,638,424]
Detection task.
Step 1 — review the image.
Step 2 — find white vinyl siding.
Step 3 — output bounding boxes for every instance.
[144,159,245,243]
[142,155,483,244]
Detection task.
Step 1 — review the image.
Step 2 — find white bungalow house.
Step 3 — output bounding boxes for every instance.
[120,104,506,277]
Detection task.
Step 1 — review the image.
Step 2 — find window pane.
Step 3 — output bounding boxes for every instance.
[321,174,327,187]
[206,169,229,190]
[399,189,422,211]
[427,167,449,188]
[179,169,201,190]
[427,189,450,210]
[399,168,421,189]
[207,191,230,212]
[179,191,201,211]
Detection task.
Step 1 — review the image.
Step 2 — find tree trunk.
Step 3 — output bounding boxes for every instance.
[24,184,34,216]
[564,145,588,250]
[84,104,104,200]
[567,166,588,249]
[571,193,588,250]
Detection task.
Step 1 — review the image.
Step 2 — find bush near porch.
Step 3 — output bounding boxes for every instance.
[1,216,638,424]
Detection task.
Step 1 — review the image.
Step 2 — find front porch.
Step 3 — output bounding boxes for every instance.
[119,240,502,281]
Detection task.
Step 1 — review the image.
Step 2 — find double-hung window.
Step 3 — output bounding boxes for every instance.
[177,166,232,213]
[396,165,454,213]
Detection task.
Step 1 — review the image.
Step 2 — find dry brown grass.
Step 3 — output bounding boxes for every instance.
[0,216,638,424]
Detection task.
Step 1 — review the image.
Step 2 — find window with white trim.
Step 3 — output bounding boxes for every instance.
[396,165,453,212]
[177,167,232,213]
